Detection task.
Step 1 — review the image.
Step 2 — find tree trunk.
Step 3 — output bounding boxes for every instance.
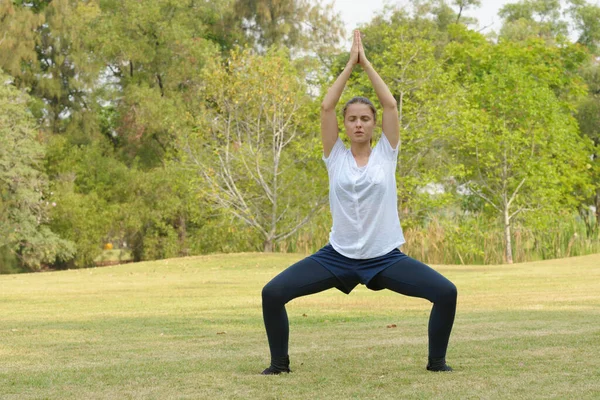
[503,207,514,264]
[263,239,273,252]
[177,214,188,257]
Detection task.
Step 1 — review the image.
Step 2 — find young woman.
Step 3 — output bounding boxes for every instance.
[261,30,457,375]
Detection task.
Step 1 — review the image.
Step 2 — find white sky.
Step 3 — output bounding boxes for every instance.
[332,0,515,37]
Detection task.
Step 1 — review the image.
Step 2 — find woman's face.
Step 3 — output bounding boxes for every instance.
[343,103,375,145]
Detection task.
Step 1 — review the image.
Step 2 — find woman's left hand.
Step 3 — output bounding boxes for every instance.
[357,31,369,66]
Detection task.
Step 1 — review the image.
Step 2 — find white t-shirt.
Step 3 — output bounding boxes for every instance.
[323,134,405,259]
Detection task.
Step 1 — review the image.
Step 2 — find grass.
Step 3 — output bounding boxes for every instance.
[1,252,599,399]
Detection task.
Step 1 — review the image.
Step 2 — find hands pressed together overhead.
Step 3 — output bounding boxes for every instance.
[348,30,368,67]
[321,27,399,154]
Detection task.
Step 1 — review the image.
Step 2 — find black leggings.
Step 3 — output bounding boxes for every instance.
[262,256,457,360]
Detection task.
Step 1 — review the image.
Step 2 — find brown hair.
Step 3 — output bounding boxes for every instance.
[342,96,377,121]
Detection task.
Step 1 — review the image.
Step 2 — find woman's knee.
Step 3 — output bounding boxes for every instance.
[436,280,457,304]
[262,281,288,305]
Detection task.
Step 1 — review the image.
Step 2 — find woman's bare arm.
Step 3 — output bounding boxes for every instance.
[358,33,399,149]
[321,31,360,157]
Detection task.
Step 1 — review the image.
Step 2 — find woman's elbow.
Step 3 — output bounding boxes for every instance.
[384,98,397,109]
[321,102,335,112]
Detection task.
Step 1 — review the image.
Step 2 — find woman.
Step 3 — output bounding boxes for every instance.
[261,30,457,375]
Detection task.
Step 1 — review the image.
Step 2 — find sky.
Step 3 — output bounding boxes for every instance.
[332,0,515,38]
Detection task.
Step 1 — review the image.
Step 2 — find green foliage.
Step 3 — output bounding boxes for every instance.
[45,135,219,267]
[498,0,568,42]
[176,47,326,251]
[233,0,344,55]
[0,1,43,78]
[0,70,75,271]
[92,0,220,94]
[402,213,600,264]
[85,0,222,166]
[1,0,103,134]
[409,0,481,31]
[568,0,600,55]
[443,27,594,261]
[1,0,600,272]
[46,136,125,267]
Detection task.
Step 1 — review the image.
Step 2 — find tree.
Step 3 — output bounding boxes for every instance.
[233,0,344,56]
[0,70,75,271]
[0,0,103,134]
[408,0,481,30]
[0,1,43,79]
[497,1,600,239]
[567,0,600,234]
[574,59,600,235]
[568,0,600,55]
[452,0,481,24]
[445,30,593,263]
[498,0,568,42]
[78,0,223,167]
[176,48,326,252]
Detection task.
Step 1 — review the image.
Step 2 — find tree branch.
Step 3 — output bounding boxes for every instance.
[472,188,501,212]
[508,206,534,221]
[507,178,526,209]
[273,197,328,242]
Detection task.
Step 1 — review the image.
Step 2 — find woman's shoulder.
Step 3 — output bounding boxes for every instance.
[372,133,398,159]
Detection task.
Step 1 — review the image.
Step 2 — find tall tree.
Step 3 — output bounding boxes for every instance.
[176,48,326,252]
[408,0,481,30]
[0,1,43,79]
[0,0,103,134]
[0,70,75,271]
[85,0,222,167]
[452,0,481,24]
[498,1,600,237]
[445,28,593,263]
[233,0,344,55]
[575,59,600,234]
[568,0,600,55]
[498,0,568,42]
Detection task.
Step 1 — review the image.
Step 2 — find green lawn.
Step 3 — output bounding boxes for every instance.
[1,252,599,399]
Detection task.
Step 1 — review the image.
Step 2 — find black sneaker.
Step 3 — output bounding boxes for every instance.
[427,357,453,372]
[261,366,291,375]
[261,355,291,375]
[426,363,453,372]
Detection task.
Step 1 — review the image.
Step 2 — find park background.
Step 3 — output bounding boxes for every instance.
[1,0,600,273]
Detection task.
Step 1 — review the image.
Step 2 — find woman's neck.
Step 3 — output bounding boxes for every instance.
[351,141,372,167]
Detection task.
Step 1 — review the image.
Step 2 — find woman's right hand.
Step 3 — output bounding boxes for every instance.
[348,30,360,66]
[322,31,361,156]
